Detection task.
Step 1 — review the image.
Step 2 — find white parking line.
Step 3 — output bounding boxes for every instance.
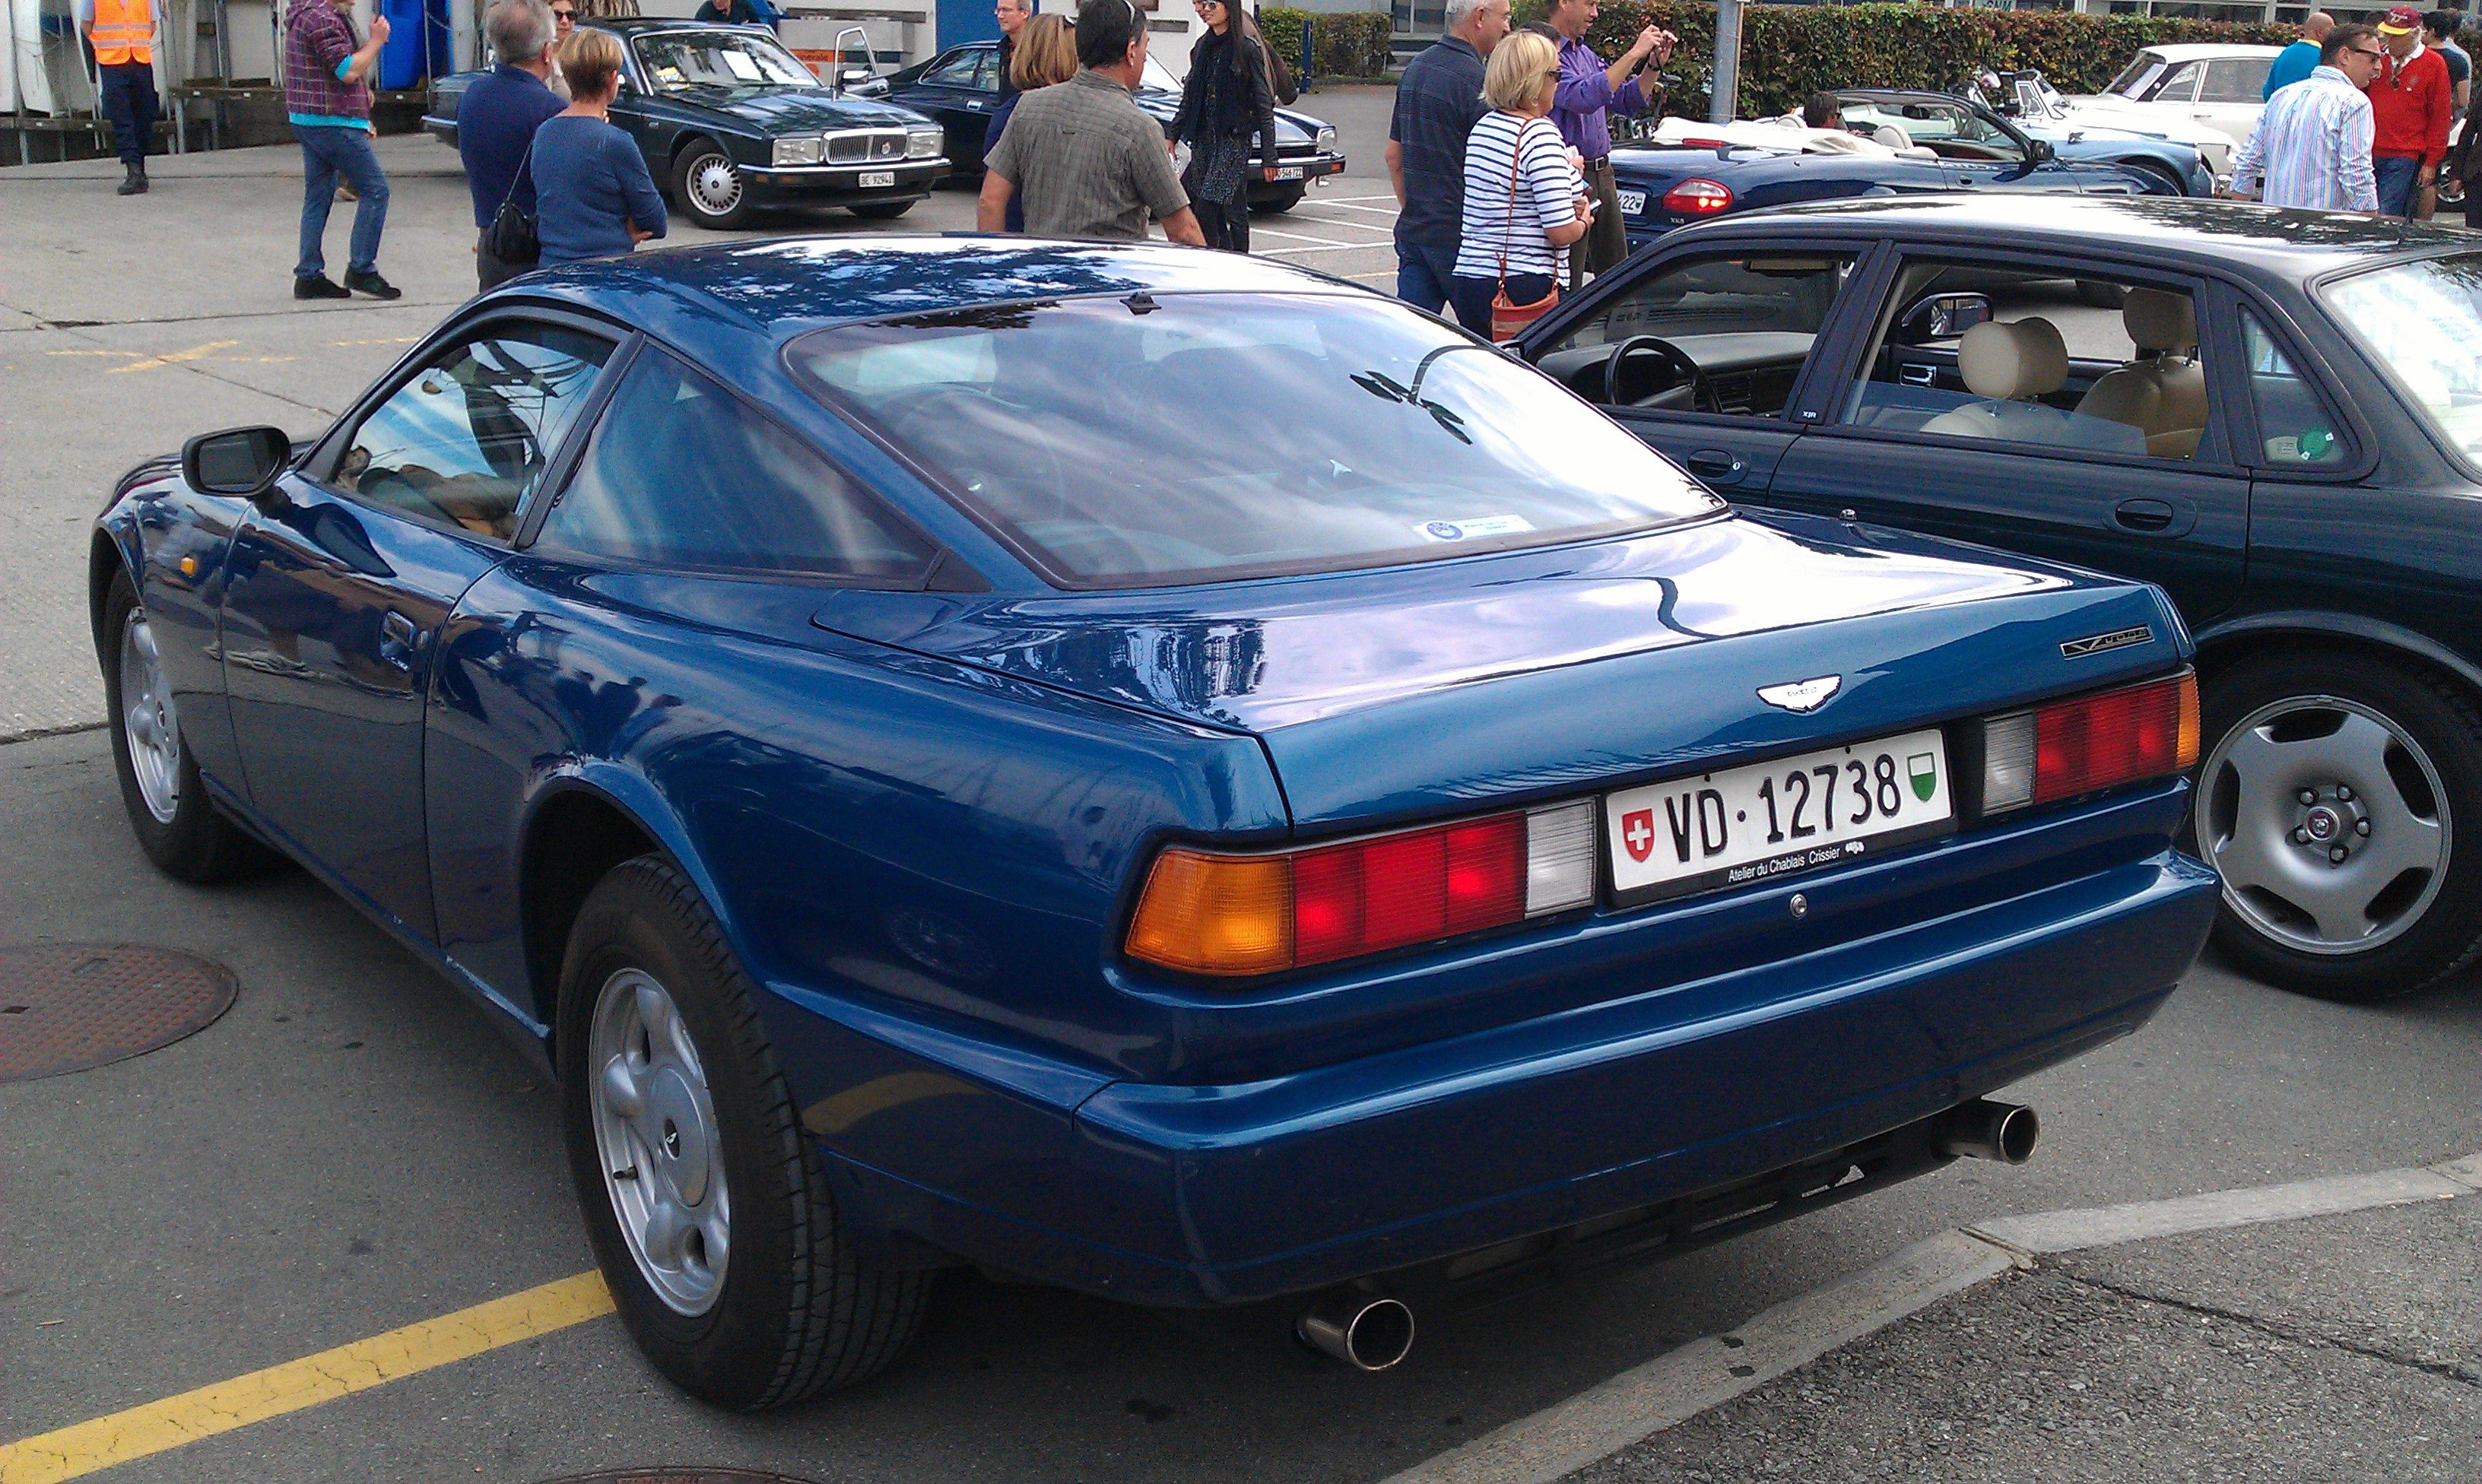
[1258,243,1392,256]
[1250,226,1384,247]
[1377,1148,2482,1484]
[1300,199,1405,217]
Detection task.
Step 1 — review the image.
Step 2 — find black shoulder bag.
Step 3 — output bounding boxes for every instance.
[483,154,542,267]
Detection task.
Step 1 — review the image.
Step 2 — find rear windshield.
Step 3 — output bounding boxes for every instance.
[786,293,1721,588]
[2321,254,2482,465]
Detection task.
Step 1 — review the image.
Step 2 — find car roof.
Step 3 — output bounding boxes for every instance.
[489,236,1366,345]
[587,17,773,33]
[1690,194,2469,278]
[2125,43,2286,62]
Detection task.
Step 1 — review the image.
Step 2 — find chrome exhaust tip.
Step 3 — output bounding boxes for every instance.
[1933,1099,2039,1165]
[1296,1291,1416,1372]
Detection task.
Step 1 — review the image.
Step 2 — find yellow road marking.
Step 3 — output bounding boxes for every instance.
[0,1271,611,1484]
[44,349,141,358]
[102,341,241,376]
[327,335,421,347]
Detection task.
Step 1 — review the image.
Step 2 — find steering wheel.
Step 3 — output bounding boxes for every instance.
[1601,335,1719,414]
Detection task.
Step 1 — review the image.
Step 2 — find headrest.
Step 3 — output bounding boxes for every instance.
[1957,318,2069,401]
[2122,288,2198,355]
[1870,122,1912,149]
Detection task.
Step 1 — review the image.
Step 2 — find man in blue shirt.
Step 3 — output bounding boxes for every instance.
[2265,11,2334,98]
[459,0,568,289]
[1385,0,1509,319]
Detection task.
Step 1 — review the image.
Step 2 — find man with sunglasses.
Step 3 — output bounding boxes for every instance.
[2368,5,2453,214]
[2226,24,2382,211]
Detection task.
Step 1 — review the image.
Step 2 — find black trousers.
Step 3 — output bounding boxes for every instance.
[99,61,158,166]
[1195,196,1250,254]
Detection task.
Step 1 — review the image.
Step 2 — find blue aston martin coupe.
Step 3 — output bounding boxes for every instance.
[94,238,2216,1405]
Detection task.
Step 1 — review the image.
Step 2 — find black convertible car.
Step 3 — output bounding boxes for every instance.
[425,20,949,230]
[863,40,1344,213]
[1512,195,2482,1003]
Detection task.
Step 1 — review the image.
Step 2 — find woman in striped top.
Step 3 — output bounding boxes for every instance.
[1449,30,1592,337]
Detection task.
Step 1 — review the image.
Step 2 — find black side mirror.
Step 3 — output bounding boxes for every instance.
[2027,137,2056,163]
[1899,292,1993,344]
[182,426,291,500]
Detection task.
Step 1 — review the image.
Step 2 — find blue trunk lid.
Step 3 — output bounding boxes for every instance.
[832,513,2187,829]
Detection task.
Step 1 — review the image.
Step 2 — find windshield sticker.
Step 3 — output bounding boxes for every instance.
[654,64,685,83]
[1417,515,1535,543]
[720,49,762,80]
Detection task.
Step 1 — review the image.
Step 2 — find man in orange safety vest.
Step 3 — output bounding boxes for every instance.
[80,0,160,193]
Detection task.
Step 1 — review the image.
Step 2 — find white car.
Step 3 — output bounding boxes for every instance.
[2071,44,2284,152]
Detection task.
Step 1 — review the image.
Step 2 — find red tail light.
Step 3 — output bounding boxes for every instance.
[1981,672,2200,813]
[1662,179,1734,216]
[1126,803,1595,978]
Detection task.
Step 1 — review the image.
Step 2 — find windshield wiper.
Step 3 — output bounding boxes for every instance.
[1350,344,1488,445]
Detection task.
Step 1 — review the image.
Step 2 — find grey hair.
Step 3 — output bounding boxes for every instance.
[1443,0,1485,30]
[999,0,1033,12]
[486,0,555,63]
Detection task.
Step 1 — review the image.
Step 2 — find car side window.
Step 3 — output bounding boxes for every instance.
[2201,58,2269,103]
[1841,262,2214,462]
[332,322,614,542]
[1531,253,1859,418]
[924,49,979,87]
[2150,62,2202,103]
[2240,309,2351,467]
[534,347,938,582]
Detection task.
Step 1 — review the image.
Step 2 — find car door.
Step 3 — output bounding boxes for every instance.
[2192,57,2270,145]
[218,317,620,942]
[897,46,995,166]
[1763,245,2251,620]
[1517,239,1882,496]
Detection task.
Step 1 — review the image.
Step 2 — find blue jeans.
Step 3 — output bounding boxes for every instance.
[1396,234,1458,318]
[1449,271,1554,341]
[296,125,390,279]
[98,62,157,166]
[2374,154,2422,217]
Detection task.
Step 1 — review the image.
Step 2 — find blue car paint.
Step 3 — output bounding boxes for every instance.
[94,239,2217,1310]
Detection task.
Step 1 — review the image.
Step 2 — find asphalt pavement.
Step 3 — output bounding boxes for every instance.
[4,83,2480,1484]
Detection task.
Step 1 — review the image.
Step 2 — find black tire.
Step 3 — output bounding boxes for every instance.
[847,199,916,220]
[2195,650,2482,1001]
[101,569,276,883]
[1250,185,1306,214]
[2119,159,2188,197]
[671,138,753,230]
[559,855,927,1408]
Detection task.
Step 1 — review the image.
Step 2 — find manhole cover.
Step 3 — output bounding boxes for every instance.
[0,943,236,1083]
[540,1473,821,1484]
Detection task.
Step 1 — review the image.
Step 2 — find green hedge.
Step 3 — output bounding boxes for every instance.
[1259,8,1395,81]
[1503,2,2296,119]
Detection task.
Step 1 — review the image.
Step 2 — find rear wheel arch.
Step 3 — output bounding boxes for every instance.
[519,785,666,1036]
[2195,616,2482,709]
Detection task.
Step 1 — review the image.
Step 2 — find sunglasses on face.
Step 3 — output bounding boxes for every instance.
[2349,45,2385,58]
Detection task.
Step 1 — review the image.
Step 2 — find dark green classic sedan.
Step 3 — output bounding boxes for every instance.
[425,19,948,230]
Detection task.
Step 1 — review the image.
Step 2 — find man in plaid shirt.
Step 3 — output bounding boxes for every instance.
[284,0,400,299]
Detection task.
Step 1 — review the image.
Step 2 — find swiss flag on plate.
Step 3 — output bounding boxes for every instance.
[1620,807,1656,863]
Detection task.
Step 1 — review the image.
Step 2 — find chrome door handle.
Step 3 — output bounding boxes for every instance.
[379,611,417,670]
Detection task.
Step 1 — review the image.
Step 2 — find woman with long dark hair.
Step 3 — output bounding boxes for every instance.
[1166,0,1279,252]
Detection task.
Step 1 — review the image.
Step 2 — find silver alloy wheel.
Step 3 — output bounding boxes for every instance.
[588,967,730,1315]
[119,608,182,825]
[685,151,743,220]
[2201,694,2452,956]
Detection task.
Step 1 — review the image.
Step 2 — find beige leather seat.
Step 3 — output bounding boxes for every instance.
[2074,289,2207,459]
[1920,318,2078,443]
[1869,121,1913,150]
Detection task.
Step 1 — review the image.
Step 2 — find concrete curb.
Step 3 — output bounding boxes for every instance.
[1376,1149,2482,1484]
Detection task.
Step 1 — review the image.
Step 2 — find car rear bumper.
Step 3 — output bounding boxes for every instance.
[1254,151,1346,194]
[801,813,2216,1307]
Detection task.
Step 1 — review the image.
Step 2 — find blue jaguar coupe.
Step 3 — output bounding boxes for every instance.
[93,239,2216,1406]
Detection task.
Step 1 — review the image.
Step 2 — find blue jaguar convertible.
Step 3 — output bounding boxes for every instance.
[94,239,2216,1406]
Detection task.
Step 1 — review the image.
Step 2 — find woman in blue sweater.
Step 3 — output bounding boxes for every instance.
[531,27,667,265]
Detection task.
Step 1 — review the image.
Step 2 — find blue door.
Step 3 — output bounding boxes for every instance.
[218,320,618,941]
[936,0,1000,57]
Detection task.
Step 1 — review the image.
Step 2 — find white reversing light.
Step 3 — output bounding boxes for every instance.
[1525,801,1597,914]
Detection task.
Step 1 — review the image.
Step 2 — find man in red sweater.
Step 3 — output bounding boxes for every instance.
[2369,5,2453,214]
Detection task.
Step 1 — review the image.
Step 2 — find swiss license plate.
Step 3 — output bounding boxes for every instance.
[1274,164,1305,180]
[859,170,896,188]
[1616,187,1647,215]
[1605,729,1953,902]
